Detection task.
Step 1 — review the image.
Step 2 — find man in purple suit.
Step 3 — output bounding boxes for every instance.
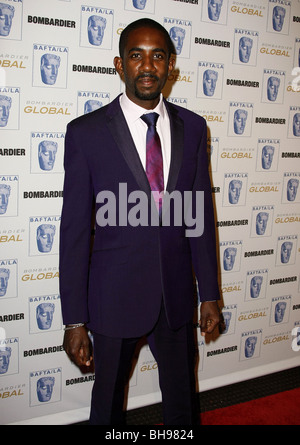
[60,18,220,425]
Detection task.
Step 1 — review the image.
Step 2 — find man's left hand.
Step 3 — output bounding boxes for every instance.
[200,301,220,336]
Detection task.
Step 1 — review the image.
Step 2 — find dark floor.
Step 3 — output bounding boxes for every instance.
[73,366,300,425]
[124,366,300,425]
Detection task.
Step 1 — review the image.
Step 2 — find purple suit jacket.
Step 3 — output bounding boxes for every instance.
[59,95,220,338]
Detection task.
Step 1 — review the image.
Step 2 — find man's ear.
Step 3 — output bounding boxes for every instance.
[114,56,124,78]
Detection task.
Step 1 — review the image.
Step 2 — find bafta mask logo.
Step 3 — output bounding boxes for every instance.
[280,241,293,264]
[274,302,286,323]
[245,336,257,358]
[37,377,55,402]
[132,0,147,9]
[36,224,56,253]
[239,37,253,63]
[0,184,11,214]
[169,26,186,55]
[228,179,242,204]
[287,178,299,202]
[40,54,61,85]
[292,113,300,137]
[267,76,280,101]
[272,6,285,32]
[0,95,12,128]
[223,247,237,271]
[88,15,106,46]
[84,100,103,114]
[222,311,231,334]
[36,303,55,330]
[261,145,274,170]
[0,268,10,297]
[38,141,58,171]
[0,347,11,374]
[250,276,263,299]
[234,109,247,135]
[0,3,14,37]
[207,0,223,21]
[207,143,213,165]
[256,212,269,236]
[203,69,218,97]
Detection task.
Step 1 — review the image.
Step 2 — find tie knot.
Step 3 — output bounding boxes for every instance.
[141,112,159,128]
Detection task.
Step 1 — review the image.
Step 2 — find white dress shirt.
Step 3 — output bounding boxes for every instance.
[119,92,171,191]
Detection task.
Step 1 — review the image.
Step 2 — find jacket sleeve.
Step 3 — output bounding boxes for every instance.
[59,122,94,325]
[188,120,220,302]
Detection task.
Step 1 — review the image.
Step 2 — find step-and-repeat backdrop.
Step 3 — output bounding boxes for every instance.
[1,0,300,425]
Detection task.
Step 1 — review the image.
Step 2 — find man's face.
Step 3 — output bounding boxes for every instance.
[114,27,175,109]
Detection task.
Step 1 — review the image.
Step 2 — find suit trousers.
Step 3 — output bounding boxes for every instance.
[89,303,198,425]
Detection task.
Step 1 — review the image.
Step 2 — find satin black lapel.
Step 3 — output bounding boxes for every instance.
[165,102,184,195]
[106,100,151,196]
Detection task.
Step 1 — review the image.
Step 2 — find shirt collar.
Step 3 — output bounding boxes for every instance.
[120,92,165,124]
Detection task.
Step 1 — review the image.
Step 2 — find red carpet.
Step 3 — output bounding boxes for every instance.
[200,387,300,425]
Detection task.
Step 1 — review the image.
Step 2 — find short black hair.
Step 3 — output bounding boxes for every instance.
[119,18,175,58]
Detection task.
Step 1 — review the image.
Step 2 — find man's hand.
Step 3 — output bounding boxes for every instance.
[63,326,93,367]
[200,301,220,336]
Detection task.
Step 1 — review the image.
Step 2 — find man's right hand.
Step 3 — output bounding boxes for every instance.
[63,325,93,367]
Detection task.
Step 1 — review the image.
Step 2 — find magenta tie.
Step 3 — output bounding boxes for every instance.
[141,112,164,214]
